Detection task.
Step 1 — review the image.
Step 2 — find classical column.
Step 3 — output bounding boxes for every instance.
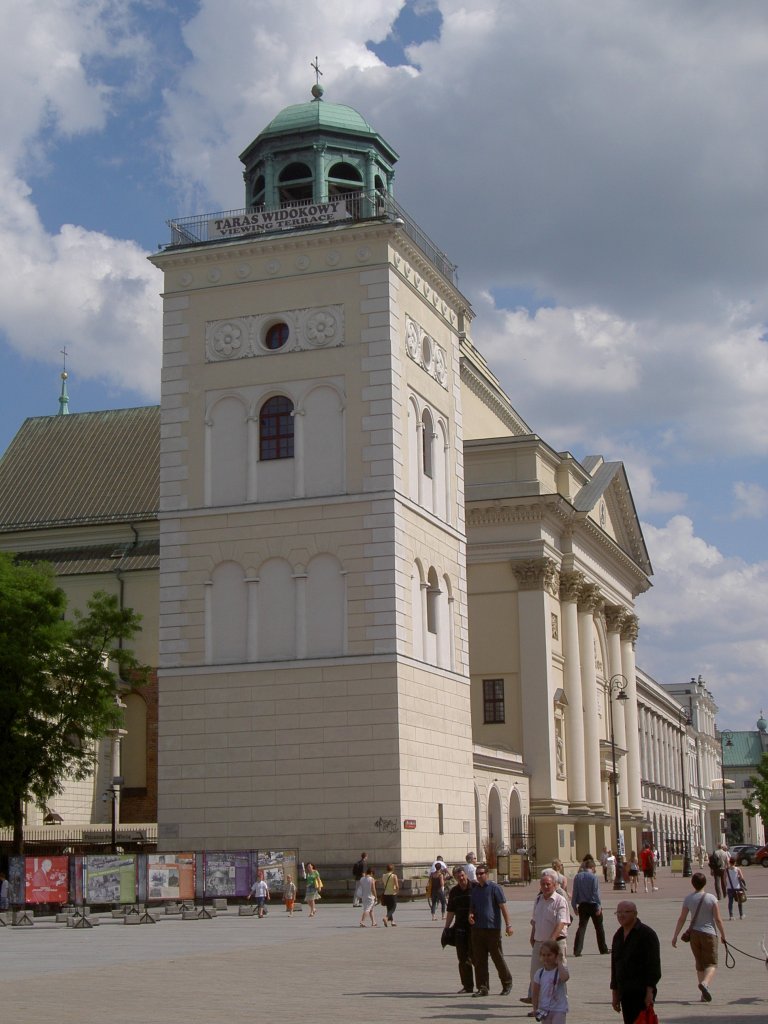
[246,413,258,502]
[294,570,308,659]
[293,407,305,498]
[245,577,259,662]
[560,571,588,809]
[620,615,643,814]
[578,583,604,808]
[512,557,560,806]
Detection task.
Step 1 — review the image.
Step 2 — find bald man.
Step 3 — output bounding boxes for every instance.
[610,901,661,1024]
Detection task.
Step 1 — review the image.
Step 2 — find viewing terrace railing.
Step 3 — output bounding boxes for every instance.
[164,188,458,286]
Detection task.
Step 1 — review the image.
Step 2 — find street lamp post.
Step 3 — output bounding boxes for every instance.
[718,729,733,844]
[608,673,629,891]
[676,707,692,877]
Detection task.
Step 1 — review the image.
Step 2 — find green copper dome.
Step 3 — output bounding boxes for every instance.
[260,99,376,139]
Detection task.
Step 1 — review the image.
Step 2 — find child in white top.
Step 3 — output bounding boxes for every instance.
[532,940,569,1024]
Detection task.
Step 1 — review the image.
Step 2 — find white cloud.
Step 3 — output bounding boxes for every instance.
[637,516,768,722]
[732,482,768,520]
[0,1,160,395]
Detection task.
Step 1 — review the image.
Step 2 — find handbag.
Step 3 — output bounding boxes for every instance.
[441,926,457,948]
[633,1006,659,1024]
[735,890,747,905]
[680,892,706,942]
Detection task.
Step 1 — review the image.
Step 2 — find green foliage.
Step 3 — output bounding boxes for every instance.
[0,552,148,832]
[742,751,768,827]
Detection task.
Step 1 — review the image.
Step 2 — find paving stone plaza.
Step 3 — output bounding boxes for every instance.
[1,868,766,1024]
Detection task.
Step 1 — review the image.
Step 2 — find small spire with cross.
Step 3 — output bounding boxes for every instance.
[311,57,324,100]
[57,345,70,416]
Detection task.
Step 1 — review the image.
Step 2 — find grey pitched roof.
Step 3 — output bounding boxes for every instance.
[573,460,624,512]
[0,407,160,532]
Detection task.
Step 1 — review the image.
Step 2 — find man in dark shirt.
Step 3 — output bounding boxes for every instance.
[468,863,514,997]
[610,901,661,1024]
[444,867,475,993]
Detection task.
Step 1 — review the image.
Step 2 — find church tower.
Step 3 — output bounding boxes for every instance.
[149,84,476,869]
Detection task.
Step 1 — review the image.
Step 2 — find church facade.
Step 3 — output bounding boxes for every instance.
[0,88,706,870]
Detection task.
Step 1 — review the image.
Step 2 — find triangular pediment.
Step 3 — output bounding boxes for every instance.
[574,458,652,575]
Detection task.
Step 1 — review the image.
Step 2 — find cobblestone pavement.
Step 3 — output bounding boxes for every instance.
[1,867,766,1023]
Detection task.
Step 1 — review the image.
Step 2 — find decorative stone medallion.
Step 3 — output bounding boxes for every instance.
[205,304,345,361]
[404,314,449,390]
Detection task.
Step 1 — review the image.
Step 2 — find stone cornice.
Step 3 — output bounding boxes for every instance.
[460,360,529,436]
[465,496,651,592]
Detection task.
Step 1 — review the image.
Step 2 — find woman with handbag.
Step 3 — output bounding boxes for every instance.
[725,857,746,921]
[304,862,323,918]
[671,872,727,1003]
[380,864,400,926]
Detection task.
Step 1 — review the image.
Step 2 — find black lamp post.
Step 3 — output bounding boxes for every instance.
[608,673,629,890]
[676,707,692,877]
[718,729,733,844]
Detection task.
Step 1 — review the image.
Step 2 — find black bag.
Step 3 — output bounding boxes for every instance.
[708,851,717,870]
[352,859,365,880]
[441,926,457,948]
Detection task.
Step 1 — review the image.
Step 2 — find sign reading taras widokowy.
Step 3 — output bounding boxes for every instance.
[209,200,351,238]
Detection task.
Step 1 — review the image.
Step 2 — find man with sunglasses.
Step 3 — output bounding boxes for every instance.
[468,863,514,997]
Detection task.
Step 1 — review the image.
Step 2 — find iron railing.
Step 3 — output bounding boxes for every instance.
[164,188,458,286]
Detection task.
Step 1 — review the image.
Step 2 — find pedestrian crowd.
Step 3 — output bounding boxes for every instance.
[250,840,748,1020]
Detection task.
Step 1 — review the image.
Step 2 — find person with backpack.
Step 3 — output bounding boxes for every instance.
[639,843,656,893]
[352,852,367,908]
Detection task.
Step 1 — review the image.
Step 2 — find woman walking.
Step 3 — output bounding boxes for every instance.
[671,872,727,1003]
[304,862,323,918]
[359,866,378,927]
[380,864,400,926]
[725,857,746,921]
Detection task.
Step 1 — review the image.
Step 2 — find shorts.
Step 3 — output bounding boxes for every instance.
[690,930,718,971]
[643,868,654,878]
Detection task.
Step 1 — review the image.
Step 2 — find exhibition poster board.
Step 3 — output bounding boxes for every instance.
[24,855,69,903]
[145,853,195,900]
[257,850,299,893]
[84,854,137,904]
[201,852,251,898]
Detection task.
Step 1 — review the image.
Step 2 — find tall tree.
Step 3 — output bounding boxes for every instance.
[0,553,147,853]
[742,752,768,843]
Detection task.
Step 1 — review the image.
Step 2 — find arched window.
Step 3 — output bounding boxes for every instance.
[251,173,265,207]
[422,409,434,479]
[278,162,313,204]
[259,396,294,461]
[426,567,439,634]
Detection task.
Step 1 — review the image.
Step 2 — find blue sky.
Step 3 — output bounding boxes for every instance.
[0,0,766,727]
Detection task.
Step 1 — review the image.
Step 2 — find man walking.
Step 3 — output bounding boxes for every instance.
[610,901,661,1024]
[468,863,514,997]
[571,856,609,956]
[522,868,569,1004]
[639,843,656,893]
[464,852,478,882]
[709,844,729,900]
[352,852,367,908]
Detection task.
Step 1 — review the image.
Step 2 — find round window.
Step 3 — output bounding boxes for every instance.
[265,322,289,350]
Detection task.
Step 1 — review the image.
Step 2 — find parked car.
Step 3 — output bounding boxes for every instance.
[755,845,768,867]
[729,844,760,866]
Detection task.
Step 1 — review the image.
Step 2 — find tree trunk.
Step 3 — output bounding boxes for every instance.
[12,795,24,856]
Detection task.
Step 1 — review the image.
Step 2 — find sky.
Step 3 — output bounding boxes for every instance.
[0,0,765,729]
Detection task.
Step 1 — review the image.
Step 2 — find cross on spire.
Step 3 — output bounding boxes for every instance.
[311,57,323,86]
